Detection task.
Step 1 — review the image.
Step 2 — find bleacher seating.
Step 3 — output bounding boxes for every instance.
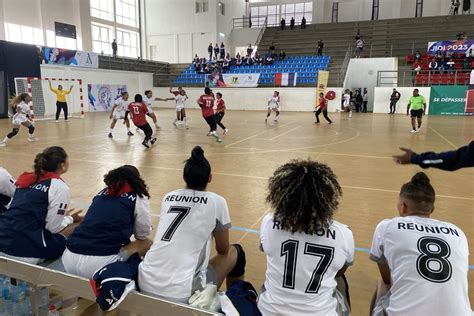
[173,55,330,86]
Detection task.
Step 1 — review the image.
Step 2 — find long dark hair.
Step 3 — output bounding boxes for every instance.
[104,165,150,198]
[183,146,211,191]
[33,146,68,184]
[266,159,342,234]
[400,172,435,213]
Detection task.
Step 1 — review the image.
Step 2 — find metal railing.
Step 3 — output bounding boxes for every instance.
[377,69,473,87]
[255,17,268,47]
[232,14,310,29]
[338,45,353,86]
[357,42,417,59]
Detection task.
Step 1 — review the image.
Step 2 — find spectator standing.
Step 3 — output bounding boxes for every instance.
[219,43,225,60]
[355,90,363,112]
[317,40,324,56]
[362,88,368,113]
[214,44,219,60]
[280,17,286,30]
[428,58,438,73]
[246,44,253,58]
[389,88,401,114]
[355,38,365,58]
[112,39,117,58]
[269,43,275,55]
[301,16,306,29]
[208,43,213,60]
[290,17,295,30]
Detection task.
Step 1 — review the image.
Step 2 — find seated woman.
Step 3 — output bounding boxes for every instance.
[0,146,81,264]
[62,165,153,278]
[0,167,16,214]
[370,172,471,315]
[258,159,354,316]
[236,54,242,66]
[138,146,246,303]
[446,57,455,71]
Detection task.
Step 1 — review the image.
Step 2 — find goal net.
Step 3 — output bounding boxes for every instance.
[14,77,85,120]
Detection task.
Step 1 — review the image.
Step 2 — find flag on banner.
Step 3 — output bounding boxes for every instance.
[275,73,297,86]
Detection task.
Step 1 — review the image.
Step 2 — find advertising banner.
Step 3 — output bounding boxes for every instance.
[88,84,127,112]
[427,39,474,55]
[206,73,260,88]
[42,47,99,68]
[429,85,472,115]
[317,70,329,96]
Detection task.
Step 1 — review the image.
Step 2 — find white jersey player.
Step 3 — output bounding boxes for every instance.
[143,90,169,130]
[108,92,133,139]
[338,89,353,118]
[0,93,38,146]
[370,172,471,316]
[173,90,189,128]
[266,91,281,123]
[138,146,245,303]
[259,159,353,316]
[0,167,16,213]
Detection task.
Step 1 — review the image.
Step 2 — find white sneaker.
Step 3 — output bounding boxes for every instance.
[410,129,418,134]
[224,128,228,135]
[55,120,59,123]
[0,141,6,147]
[28,136,39,142]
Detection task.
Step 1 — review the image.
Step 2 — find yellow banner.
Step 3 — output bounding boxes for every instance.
[317,70,329,97]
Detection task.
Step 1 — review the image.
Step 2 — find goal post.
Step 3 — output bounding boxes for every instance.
[14,77,85,120]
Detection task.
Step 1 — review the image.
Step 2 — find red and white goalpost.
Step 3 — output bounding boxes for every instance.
[14,77,85,120]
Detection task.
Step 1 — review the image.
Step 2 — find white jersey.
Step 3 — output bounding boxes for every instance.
[370,216,471,316]
[175,95,187,110]
[0,167,16,200]
[138,188,231,302]
[113,97,127,114]
[258,213,354,316]
[143,96,154,113]
[343,94,351,107]
[12,101,29,125]
[268,96,280,109]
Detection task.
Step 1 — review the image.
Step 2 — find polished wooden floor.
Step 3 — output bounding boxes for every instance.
[0,109,473,315]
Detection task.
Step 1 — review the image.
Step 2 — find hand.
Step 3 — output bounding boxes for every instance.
[392,147,414,165]
[67,209,84,223]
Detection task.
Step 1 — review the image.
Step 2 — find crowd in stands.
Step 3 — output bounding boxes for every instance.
[193,43,287,74]
[0,141,472,315]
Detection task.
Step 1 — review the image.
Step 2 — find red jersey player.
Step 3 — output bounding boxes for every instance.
[197,87,222,143]
[126,94,157,148]
[315,92,333,124]
[215,92,228,134]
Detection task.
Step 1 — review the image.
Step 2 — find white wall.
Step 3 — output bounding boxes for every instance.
[152,87,343,112]
[373,87,431,114]
[39,64,153,115]
[229,27,262,54]
[344,57,397,111]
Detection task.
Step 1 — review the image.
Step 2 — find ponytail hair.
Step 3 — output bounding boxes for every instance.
[33,146,68,185]
[183,146,211,191]
[104,165,150,198]
[10,93,30,107]
[400,172,435,212]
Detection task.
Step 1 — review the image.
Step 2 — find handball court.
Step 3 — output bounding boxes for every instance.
[0,109,473,315]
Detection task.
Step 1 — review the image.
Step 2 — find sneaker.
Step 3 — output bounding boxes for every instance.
[28,136,38,142]
[224,128,229,135]
[127,131,134,136]
[410,129,418,134]
[150,138,157,145]
[142,140,150,148]
[108,133,113,138]
[0,141,6,147]
[55,120,59,123]
[173,121,178,127]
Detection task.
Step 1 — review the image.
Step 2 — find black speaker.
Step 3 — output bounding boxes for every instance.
[55,22,77,39]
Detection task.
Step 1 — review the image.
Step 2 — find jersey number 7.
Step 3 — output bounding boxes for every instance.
[161,206,191,242]
[281,240,334,294]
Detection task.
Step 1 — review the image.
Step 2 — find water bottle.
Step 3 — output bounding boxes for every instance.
[11,289,20,315]
[2,287,12,315]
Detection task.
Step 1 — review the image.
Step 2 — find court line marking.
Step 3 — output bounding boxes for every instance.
[224,121,294,148]
[429,127,458,149]
[269,126,300,141]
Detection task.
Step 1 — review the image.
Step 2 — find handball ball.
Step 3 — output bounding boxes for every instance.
[325,90,336,100]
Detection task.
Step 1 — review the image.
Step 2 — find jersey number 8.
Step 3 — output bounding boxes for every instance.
[416,236,452,283]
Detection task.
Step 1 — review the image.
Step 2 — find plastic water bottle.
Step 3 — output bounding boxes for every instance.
[2,287,12,315]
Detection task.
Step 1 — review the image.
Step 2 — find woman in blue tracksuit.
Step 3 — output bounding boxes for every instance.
[62,165,153,278]
[0,146,81,264]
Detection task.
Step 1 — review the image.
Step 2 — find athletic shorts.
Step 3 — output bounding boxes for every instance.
[146,105,154,114]
[12,113,28,125]
[372,292,390,316]
[62,248,128,279]
[113,111,126,120]
[410,109,423,118]
[268,105,279,110]
[176,106,185,112]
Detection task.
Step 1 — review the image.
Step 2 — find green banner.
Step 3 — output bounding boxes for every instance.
[429,85,468,115]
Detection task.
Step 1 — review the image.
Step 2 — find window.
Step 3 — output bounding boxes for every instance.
[92,23,114,54]
[90,0,114,21]
[5,23,44,45]
[116,0,138,27]
[196,0,209,13]
[117,28,139,58]
[250,2,312,27]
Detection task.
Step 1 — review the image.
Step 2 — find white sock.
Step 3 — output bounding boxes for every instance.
[3,137,9,143]
[109,129,113,133]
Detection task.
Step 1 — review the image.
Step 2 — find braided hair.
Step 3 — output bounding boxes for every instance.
[400,172,435,213]
[104,165,150,198]
[32,146,68,185]
[183,146,211,191]
[266,159,342,234]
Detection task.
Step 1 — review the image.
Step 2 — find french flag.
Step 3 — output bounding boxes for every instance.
[275,73,297,86]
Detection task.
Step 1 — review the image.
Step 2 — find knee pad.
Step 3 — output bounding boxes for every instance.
[10,128,19,136]
[228,244,246,277]
[28,125,35,134]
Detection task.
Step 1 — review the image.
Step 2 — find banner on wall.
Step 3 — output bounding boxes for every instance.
[317,70,329,96]
[206,73,260,88]
[427,39,474,55]
[88,84,127,112]
[42,47,99,68]
[428,85,472,116]
[275,73,297,86]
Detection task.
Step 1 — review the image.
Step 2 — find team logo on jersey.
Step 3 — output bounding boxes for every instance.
[57,203,68,215]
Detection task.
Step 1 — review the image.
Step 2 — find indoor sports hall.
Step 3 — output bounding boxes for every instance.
[0,1,473,315]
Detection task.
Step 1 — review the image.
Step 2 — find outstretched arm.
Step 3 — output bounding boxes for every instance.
[48,79,55,92]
